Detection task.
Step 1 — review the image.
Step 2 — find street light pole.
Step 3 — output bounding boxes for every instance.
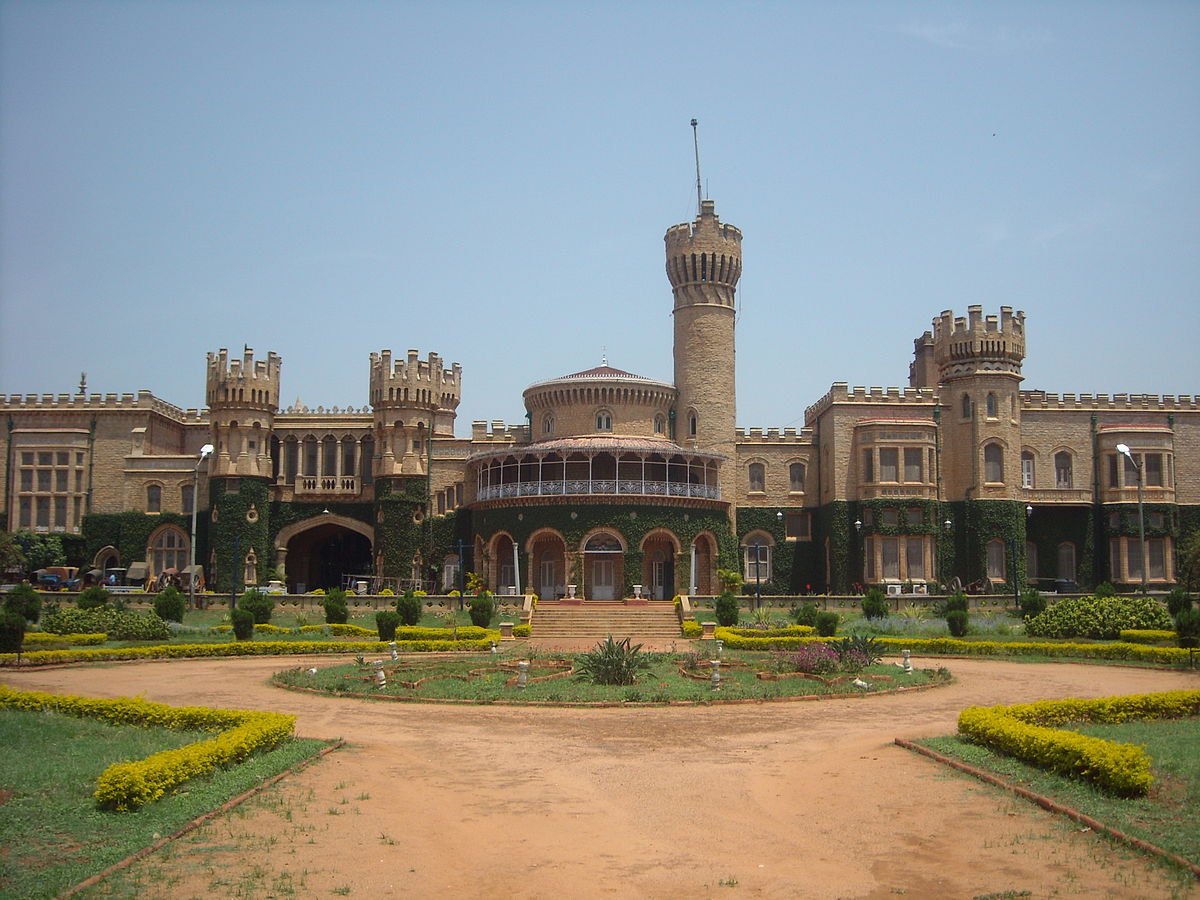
[1116,443,1148,594]
[188,443,214,609]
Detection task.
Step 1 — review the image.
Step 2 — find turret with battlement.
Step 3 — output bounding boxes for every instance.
[369,350,462,478]
[668,199,741,507]
[924,307,1026,500]
[205,348,281,479]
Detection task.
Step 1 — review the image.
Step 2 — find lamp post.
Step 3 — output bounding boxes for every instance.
[189,443,214,609]
[1116,443,1148,594]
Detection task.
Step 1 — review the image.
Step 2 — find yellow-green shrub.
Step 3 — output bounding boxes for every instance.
[22,631,107,646]
[958,690,1200,796]
[681,620,702,638]
[1119,629,1176,645]
[513,624,531,637]
[0,685,295,810]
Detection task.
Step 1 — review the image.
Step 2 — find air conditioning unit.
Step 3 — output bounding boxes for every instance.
[886,584,902,596]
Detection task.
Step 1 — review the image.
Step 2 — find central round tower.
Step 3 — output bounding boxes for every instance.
[666,198,741,501]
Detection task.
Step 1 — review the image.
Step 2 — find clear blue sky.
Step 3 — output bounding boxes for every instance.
[2,1,1197,433]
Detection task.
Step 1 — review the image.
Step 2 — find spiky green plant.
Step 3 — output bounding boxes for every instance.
[575,635,651,686]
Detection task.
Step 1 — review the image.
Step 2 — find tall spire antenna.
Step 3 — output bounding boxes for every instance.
[690,118,703,214]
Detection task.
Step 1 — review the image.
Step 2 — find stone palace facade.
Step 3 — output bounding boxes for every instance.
[3,198,1197,598]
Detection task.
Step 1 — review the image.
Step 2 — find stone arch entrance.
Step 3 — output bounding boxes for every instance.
[582,530,625,601]
[640,530,680,601]
[275,513,374,593]
[487,532,519,595]
[527,529,567,601]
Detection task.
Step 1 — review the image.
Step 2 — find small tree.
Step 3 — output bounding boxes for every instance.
[238,589,274,624]
[946,609,970,637]
[814,611,839,637]
[1174,607,1200,649]
[1176,529,1200,592]
[230,607,255,641]
[861,587,889,620]
[77,585,111,610]
[0,609,26,653]
[4,583,42,623]
[1018,588,1046,620]
[153,586,187,623]
[322,589,349,625]
[789,601,819,627]
[714,591,739,627]
[394,591,422,626]
[468,592,494,628]
[375,610,400,641]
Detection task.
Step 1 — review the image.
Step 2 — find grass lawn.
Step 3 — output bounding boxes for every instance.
[0,707,331,900]
[273,649,952,704]
[917,717,1200,869]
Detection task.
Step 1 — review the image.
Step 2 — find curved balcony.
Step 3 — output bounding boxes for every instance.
[469,436,724,506]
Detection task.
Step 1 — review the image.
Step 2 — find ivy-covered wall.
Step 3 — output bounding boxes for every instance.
[208,477,270,594]
[472,503,738,597]
[81,510,200,572]
[735,507,822,594]
[374,477,432,580]
[1024,505,1094,588]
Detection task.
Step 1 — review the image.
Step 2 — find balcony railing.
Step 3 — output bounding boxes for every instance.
[859,484,937,500]
[1022,488,1093,503]
[477,479,720,501]
[295,475,361,496]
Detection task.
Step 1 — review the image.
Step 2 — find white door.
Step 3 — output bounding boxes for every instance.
[539,559,557,600]
[591,558,615,601]
[652,559,665,600]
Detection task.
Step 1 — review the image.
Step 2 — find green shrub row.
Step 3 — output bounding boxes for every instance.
[958,690,1200,796]
[710,628,1194,664]
[41,607,172,641]
[0,685,295,810]
[1118,629,1177,645]
[22,631,107,647]
[1024,595,1172,640]
[0,637,498,667]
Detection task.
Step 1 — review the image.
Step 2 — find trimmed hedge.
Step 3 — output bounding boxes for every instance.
[0,685,295,810]
[711,628,1195,664]
[958,690,1200,796]
[1119,629,1177,645]
[1,638,498,667]
[22,631,107,647]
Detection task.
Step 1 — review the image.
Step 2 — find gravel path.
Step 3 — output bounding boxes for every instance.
[4,651,1199,899]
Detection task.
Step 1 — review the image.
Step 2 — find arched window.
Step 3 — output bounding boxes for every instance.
[149,526,188,579]
[146,484,162,513]
[742,531,773,584]
[243,549,257,587]
[1021,451,1035,489]
[322,436,337,476]
[595,410,613,432]
[984,443,1004,483]
[653,414,665,435]
[688,411,698,437]
[303,436,318,477]
[748,462,765,493]
[543,415,555,436]
[1055,451,1073,489]
[789,463,806,492]
[962,394,972,419]
[985,393,997,418]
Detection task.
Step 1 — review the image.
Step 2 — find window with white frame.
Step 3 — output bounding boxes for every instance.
[543,415,555,436]
[595,410,613,431]
[11,445,87,532]
[864,534,932,582]
[742,532,772,583]
[146,484,162,513]
[149,526,189,577]
[1109,536,1173,583]
[1021,452,1035,489]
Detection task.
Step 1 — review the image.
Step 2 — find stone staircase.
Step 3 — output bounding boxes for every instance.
[531,600,682,639]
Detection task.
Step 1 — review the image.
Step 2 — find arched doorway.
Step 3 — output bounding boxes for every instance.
[640,530,679,601]
[690,532,717,596]
[583,531,624,601]
[529,530,567,601]
[486,533,519,596]
[275,514,374,593]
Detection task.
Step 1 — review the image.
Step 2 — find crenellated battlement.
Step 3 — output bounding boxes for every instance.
[735,426,814,443]
[470,420,532,444]
[804,383,939,423]
[0,389,204,421]
[370,349,462,411]
[1020,390,1199,411]
[206,348,282,411]
[665,199,743,309]
[930,305,1026,382]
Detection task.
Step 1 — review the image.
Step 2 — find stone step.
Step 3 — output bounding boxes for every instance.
[532,601,681,637]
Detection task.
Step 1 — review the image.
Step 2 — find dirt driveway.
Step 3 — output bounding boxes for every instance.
[5,652,1199,900]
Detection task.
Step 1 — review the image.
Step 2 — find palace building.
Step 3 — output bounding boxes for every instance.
[2,198,1197,598]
